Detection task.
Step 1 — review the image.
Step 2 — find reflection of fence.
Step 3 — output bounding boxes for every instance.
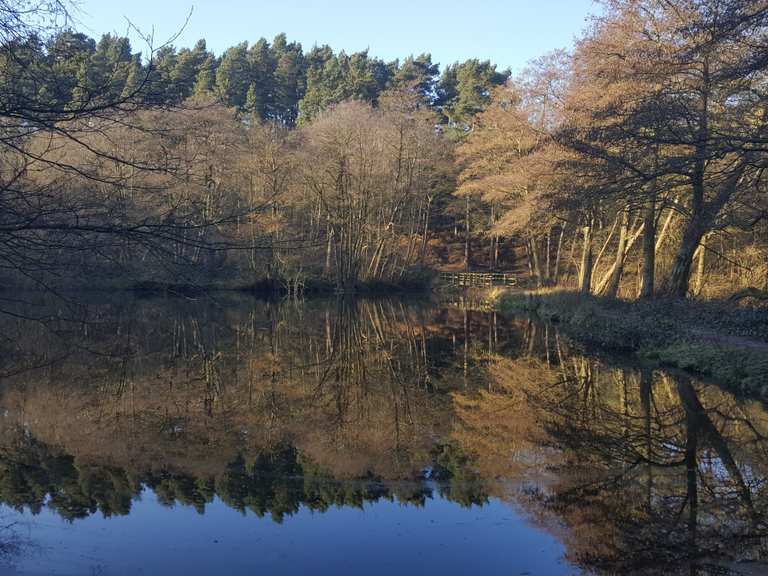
[438,272,517,288]
[438,295,496,312]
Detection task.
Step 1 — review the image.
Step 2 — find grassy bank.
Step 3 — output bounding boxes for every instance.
[498,289,768,395]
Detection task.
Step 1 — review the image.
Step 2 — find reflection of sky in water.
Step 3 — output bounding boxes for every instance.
[700,452,758,488]
[1,489,581,576]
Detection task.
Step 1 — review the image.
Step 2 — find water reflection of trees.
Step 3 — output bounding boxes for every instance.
[451,323,768,575]
[1,299,767,574]
[0,298,502,522]
[0,430,484,523]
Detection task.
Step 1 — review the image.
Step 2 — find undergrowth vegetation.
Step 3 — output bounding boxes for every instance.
[499,290,768,394]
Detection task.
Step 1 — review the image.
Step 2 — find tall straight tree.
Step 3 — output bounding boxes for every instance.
[216,42,250,109]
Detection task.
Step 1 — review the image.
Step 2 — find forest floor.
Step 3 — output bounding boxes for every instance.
[497,289,768,396]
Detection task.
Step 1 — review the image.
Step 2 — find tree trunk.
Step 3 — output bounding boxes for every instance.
[530,236,543,288]
[464,196,471,272]
[489,204,497,270]
[664,218,705,298]
[544,228,551,284]
[565,230,578,285]
[596,218,643,295]
[578,217,594,294]
[602,208,629,298]
[419,196,432,266]
[692,233,708,297]
[639,187,656,299]
[525,242,534,279]
[324,227,334,278]
[654,202,677,253]
[489,235,496,270]
[592,217,618,277]
[660,158,744,297]
[553,224,566,284]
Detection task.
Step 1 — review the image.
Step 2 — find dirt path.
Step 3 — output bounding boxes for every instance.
[690,328,768,351]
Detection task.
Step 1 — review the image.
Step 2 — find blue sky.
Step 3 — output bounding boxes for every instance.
[74,0,598,73]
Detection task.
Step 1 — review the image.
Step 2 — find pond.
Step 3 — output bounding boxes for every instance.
[0,295,765,575]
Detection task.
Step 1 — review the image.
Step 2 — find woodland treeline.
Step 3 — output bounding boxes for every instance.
[1,0,766,298]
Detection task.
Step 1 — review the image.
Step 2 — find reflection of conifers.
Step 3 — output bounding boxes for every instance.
[0,297,502,520]
[0,430,486,523]
[450,331,768,575]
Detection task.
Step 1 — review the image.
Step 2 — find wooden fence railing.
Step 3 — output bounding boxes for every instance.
[438,272,517,287]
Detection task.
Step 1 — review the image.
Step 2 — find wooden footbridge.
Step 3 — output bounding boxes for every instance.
[438,272,517,288]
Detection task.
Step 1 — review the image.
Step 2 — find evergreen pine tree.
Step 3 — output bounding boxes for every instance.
[193,54,217,97]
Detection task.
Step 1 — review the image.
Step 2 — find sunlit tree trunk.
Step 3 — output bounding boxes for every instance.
[602,208,629,298]
[692,233,708,297]
[664,214,705,298]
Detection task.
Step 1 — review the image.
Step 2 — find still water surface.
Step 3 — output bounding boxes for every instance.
[0,296,765,575]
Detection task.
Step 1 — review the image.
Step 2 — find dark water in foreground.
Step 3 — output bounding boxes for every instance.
[0,295,766,575]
